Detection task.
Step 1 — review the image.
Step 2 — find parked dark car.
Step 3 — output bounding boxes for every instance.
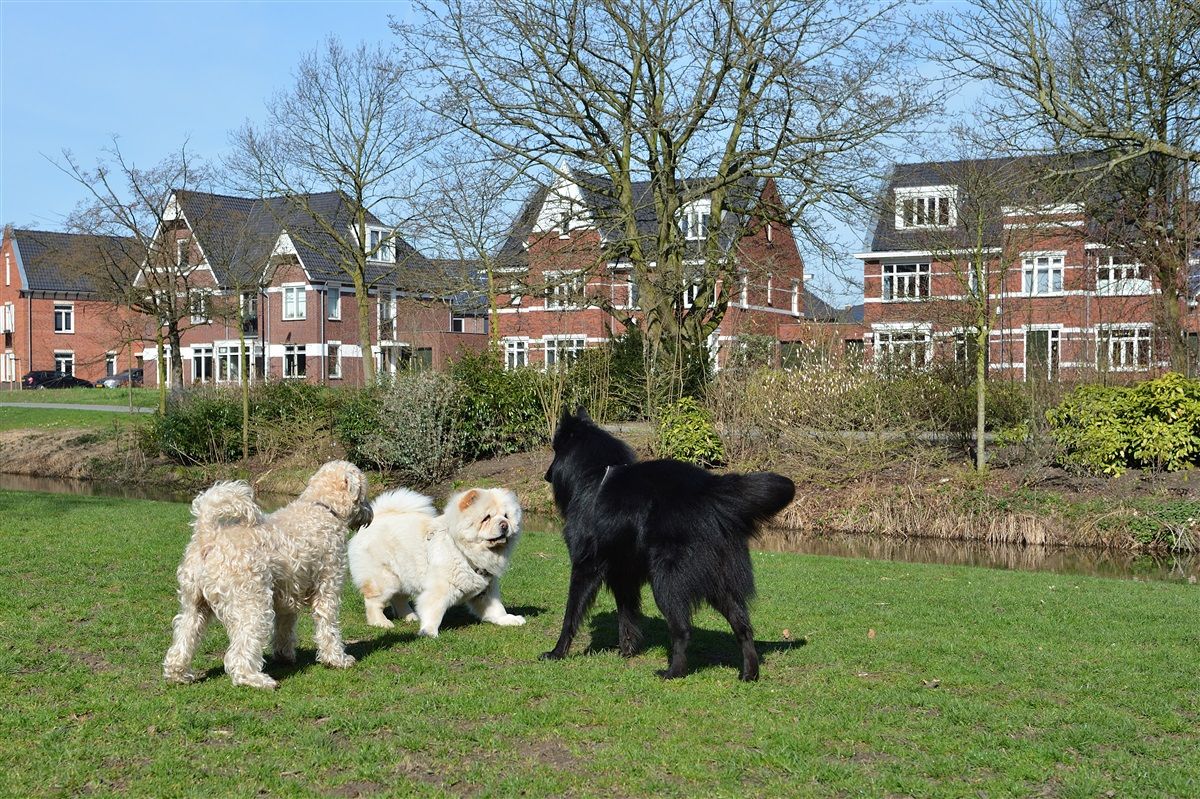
[21,371,94,389]
[95,369,144,389]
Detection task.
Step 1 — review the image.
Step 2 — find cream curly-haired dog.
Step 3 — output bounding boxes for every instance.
[163,460,373,689]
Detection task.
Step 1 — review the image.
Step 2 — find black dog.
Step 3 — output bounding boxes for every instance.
[540,408,795,681]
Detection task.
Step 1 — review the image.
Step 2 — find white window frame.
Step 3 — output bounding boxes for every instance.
[544,335,586,370]
[326,286,341,321]
[4,252,10,286]
[791,278,801,315]
[216,343,250,384]
[894,185,956,230]
[378,291,398,340]
[1025,327,1062,379]
[192,344,215,384]
[176,237,190,266]
[189,291,211,325]
[105,352,118,377]
[54,303,74,333]
[54,350,75,376]
[739,272,748,308]
[1098,325,1153,372]
[873,327,932,369]
[1,352,15,382]
[680,199,713,240]
[283,344,307,379]
[1022,253,1065,296]
[881,263,931,302]
[545,271,585,310]
[502,337,528,370]
[1095,250,1150,296]
[328,341,342,379]
[1,302,14,333]
[282,285,307,320]
[366,228,394,263]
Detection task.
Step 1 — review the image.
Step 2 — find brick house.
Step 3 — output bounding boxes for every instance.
[491,169,808,369]
[143,190,488,387]
[855,156,1169,379]
[0,227,139,387]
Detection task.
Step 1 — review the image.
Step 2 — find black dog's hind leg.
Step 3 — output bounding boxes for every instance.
[610,575,644,658]
[710,592,760,682]
[650,576,692,679]
[541,565,604,661]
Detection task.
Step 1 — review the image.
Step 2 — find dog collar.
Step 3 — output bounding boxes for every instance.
[314,501,340,519]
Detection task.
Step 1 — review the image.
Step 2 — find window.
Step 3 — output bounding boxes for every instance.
[954,331,985,370]
[894,186,954,229]
[414,347,433,371]
[1099,327,1152,371]
[451,317,465,333]
[874,330,930,369]
[4,252,9,285]
[1026,329,1061,380]
[1095,250,1149,295]
[1,352,15,383]
[328,342,342,379]
[283,344,307,378]
[682,281,703,309]
[176,237,190,266]
[881,263,930,301]
[189,291,211,325]
[367,228,394,262]
[241,292,259,335]
[545,272,585,309]
[282,286,306,320]
[791,279,801,314]
[503,338,528,370]
[544,336,585,369]
[192,345,214,383]
[683,209,711,240]
[1,302,14,333]
[216,344,247,383]
[54,303,74,333]
[326,287,341,321]
[766,275,774,306]
[54,350,74,375]
[766,222,773,244]
[105,353,117,377]
[379,293,397,339]
[739,273,748,308]
[1022,255,1065,295]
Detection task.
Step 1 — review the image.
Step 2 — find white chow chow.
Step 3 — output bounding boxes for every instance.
[348,487,524,637]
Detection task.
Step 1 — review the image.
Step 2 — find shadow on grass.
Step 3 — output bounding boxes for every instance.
[382,603,547,633]
[198,629,418,683]
[584,610,806,675]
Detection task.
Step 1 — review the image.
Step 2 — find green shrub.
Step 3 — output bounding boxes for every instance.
[356,371,464,486]
[450,351,546,459]
[150,388,243,464]
[1047,372,1200,475]
[332,386,384,466]
[656,396,725,466]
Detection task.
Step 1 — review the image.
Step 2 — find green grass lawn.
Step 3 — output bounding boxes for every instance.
[0,407,142,432]
[0,387,158,407]
[0,489,1196,798]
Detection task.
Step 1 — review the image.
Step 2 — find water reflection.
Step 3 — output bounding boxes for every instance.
[3,475,1196,584]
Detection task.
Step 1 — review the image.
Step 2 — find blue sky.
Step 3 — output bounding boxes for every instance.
[1,1,956,304]
[0,1,410,229]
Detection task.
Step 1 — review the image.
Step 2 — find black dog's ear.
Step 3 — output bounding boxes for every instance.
[576,406,592,423]
[559,406,573,425]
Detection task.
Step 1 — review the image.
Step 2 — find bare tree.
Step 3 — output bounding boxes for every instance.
[397,0,931,390]
[58,140,213,412]
[231,37,432,384]
[180,190,280,460]
[929,0,1200,368]
[418,142,532,345]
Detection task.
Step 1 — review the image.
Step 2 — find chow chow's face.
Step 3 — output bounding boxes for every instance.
[448,488,522,549]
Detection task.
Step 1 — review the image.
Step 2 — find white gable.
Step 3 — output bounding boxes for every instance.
[532,168,593,236]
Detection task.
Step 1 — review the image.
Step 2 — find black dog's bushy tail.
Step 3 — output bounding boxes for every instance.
[718,471,796,534]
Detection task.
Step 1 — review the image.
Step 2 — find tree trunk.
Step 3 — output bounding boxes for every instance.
[239,303,251,462]
[355,278,375,385]
[155,332,167,415]
[975,323,989,471]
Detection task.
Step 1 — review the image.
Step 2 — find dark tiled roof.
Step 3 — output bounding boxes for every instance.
[866,155,1080,253]
[176,190,431,290]
[12,229,133,294]
[498,171,767,269]
[803,286,862,323]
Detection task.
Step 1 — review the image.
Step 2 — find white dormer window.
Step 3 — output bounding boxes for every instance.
[545,272,585,309]
[895,185,956,229]
[680,199,713,240]
[367,228,394,263]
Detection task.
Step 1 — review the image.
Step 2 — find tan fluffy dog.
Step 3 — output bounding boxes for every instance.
[163,461,373,689]
[348,487,523,637]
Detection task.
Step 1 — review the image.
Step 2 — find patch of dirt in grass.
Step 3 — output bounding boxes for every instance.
[526,738,588,773]
[51,645,112,673]
[328,780,386,798]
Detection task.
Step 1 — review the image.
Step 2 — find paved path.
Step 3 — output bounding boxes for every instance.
[0,402,153,413]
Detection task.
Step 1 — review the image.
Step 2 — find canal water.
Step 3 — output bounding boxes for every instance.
[2,473,1196,584]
